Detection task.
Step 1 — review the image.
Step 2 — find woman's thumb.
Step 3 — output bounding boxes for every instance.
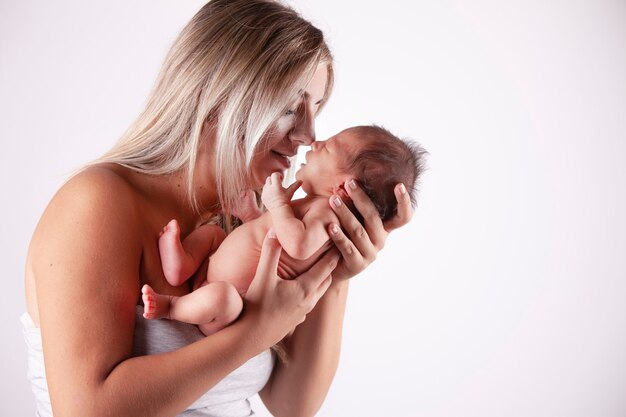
[255,229,282,281]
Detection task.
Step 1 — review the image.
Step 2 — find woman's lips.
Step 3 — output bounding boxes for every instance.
[272,150,292,169]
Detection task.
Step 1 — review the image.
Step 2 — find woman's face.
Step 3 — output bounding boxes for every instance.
[296,129,358,196]
[249,63,329,188]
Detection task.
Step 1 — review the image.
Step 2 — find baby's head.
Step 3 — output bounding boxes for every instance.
[296,125,427,221]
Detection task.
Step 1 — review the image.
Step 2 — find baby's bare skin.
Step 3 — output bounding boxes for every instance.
[144,194,335,335]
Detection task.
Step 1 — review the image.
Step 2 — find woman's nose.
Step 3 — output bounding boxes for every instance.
[310,141,321,151]
[289,102,315,146]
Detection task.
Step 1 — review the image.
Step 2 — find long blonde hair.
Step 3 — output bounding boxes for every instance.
[94,0,333,222]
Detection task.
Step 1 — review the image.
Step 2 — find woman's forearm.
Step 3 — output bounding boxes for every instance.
[261,279,349,417]
[52,318,266,417]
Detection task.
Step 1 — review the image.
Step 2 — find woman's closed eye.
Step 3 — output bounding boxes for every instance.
[284,98,304,117]
[284,96,323,117]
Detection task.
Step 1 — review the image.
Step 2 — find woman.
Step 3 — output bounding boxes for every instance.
[23,1,412,416]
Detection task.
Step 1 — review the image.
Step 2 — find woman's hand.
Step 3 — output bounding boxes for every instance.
[243,229,340,348]
[327,180,413,281]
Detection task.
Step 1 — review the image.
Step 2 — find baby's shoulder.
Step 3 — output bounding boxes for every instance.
[294,196,337,222]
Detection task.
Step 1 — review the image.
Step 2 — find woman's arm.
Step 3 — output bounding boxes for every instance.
[33,170,336,417]
[259,274,348,417]
[259,180,413,417]
[33,171,261,417]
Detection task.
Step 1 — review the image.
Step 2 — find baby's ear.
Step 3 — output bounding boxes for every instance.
[334,183,352,202]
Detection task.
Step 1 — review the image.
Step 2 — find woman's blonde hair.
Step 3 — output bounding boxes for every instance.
[94,0,333,225]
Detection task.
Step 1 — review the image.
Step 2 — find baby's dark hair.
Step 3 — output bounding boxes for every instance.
[342,125,427,221]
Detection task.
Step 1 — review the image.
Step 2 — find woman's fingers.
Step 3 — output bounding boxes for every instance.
[341,179,388,250]
[315,275,334,302]
[329,181,381,257]
[383,183,413,232]
[295,248,339,299]
[328,190,378,274]
[329,193,375,259]
[328,222,363,265]
[327,180,415,281]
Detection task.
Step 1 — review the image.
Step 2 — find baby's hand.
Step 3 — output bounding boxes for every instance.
[232,190,263,223]
[262,172,301,210]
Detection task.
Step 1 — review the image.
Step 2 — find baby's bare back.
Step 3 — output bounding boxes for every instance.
[207,198,333,295]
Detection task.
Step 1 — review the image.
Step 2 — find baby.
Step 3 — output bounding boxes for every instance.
[142,125,426,335]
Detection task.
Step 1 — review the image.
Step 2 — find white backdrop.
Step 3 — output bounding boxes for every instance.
[2,1,626,416]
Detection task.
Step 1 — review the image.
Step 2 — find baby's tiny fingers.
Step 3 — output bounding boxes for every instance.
[269,172,283,185]
[285,180,302,198]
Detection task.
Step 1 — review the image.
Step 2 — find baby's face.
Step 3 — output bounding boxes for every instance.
[296,129,359,196]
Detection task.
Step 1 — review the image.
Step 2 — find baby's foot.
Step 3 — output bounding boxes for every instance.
[142,284,172,320]
[158,219,187,285]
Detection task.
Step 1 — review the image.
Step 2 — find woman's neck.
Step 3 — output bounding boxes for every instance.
[125,166,219,233]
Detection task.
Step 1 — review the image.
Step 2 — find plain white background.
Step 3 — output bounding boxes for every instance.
[2,1,625,416]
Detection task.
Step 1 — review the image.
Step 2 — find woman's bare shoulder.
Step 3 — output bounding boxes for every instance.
[25,164,146,322]
[51,164,145,219]
[27,166,152,387]
[30,164,146,259]
[61,163,140,200]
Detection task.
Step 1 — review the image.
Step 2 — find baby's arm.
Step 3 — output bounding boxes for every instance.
[159,219,226,286]
[262,173,331,260]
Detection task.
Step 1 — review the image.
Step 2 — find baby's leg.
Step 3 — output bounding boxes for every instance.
[159,220,226,287]
[194,282,244,336]
[144,281,243,336]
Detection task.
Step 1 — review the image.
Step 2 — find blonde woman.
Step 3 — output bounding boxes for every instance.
[22,1,412,416]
